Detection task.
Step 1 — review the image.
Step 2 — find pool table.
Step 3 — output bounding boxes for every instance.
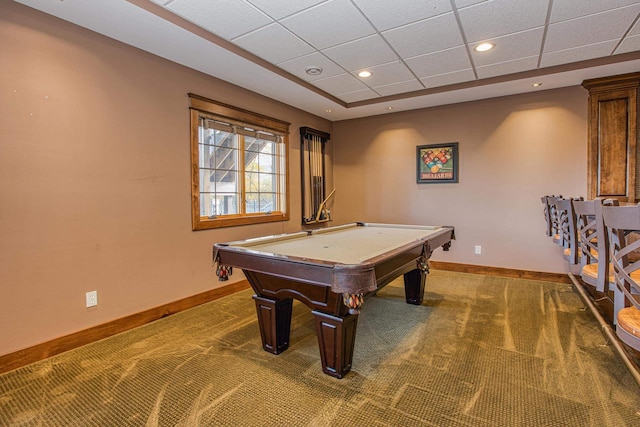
[213,222,454,378]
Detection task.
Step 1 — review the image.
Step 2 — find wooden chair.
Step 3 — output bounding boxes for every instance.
[557,197,582,265]
[602,203,640,345]
[541,195,558,237]
[547,195,563,244]
[541,196,552,237]
[573,198,617,293]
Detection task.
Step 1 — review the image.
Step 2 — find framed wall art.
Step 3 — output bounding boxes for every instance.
[416,143,459,184]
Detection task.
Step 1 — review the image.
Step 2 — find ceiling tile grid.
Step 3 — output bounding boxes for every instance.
[151,0,640,104]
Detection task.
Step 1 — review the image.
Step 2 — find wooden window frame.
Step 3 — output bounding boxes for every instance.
[189,93,290,230]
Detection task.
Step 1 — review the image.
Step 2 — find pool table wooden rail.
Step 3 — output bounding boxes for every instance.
[213,223,454,296]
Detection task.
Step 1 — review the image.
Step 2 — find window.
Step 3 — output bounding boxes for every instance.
[189,94,290,230]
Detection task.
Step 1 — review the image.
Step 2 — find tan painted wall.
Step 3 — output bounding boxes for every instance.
[332,87,588,274]
[0,3,331,356]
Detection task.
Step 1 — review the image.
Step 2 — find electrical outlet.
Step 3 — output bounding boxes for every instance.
[86,290,98,307]
[475,245,482,255]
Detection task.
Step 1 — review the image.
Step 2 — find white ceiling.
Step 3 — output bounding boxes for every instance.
[14,0,640,120]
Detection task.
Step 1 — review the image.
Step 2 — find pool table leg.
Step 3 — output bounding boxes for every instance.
[404,269,426,305]
[252,295,293,355]
[312,311,358,378]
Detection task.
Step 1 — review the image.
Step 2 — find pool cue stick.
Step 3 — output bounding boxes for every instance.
[314,136,320,216]
[315,188,336,222]
[307,136,313,222]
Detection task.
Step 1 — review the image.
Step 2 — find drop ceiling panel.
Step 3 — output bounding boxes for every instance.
[454,0,489,8]
[245,0,327,20]
[550,0,640,23]
[541,40,620,67]
[405,46,471,78]
[165,0,271,40]
[476,56,539,79]
[322,35,399,72]
[312,73,369,95]
[232,24,314,64]
[471,28,544,67]
[277,52,345,82]
[544,5,640,53]
[629,18,640,37]
[458,0,549,42]
[618,34,640,54]
[353,61,416,87]
[351,0,453,31]
[339,88,380,102]
[383,13,463,58]
[420,69,476,89]
[280,0,375,50]
[374,79,425,96]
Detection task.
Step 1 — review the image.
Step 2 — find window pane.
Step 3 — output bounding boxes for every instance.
[200,193,212,217]
[245,193,259,214]
[216,170,238,186]
[244,136,260,153]
[259,152,273,173]
[260,193,275,212]
[259,173,275,192]
[245,192,276,213]
[245,150,259,173]
[246,172,259,192]
[201,193,239,217]
[200,170,239,192]
[217,194,239,215]
[215,147,238,179]
[215,171,238,195]
[198,142,213,169]
[199,169,215,192]
[213,130,236,148]
[261,141,274,155]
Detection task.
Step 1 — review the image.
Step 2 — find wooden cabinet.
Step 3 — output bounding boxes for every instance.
[582,72,640,202]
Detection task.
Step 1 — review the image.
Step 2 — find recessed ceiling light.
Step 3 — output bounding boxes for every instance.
[386,106,394,110]
[474,43,494,52]
[532,82,542,87]
[325,109,332,113]
[358,71,372,78]
[305,66,323,76]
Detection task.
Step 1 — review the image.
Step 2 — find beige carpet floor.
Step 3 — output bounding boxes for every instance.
[1,270,640,426]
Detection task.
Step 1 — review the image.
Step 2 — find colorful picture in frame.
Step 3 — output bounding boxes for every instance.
[416,143,459,184]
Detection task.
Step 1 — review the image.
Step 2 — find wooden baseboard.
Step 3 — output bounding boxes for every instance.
[430,261,572,284]
[0,280,251,375]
